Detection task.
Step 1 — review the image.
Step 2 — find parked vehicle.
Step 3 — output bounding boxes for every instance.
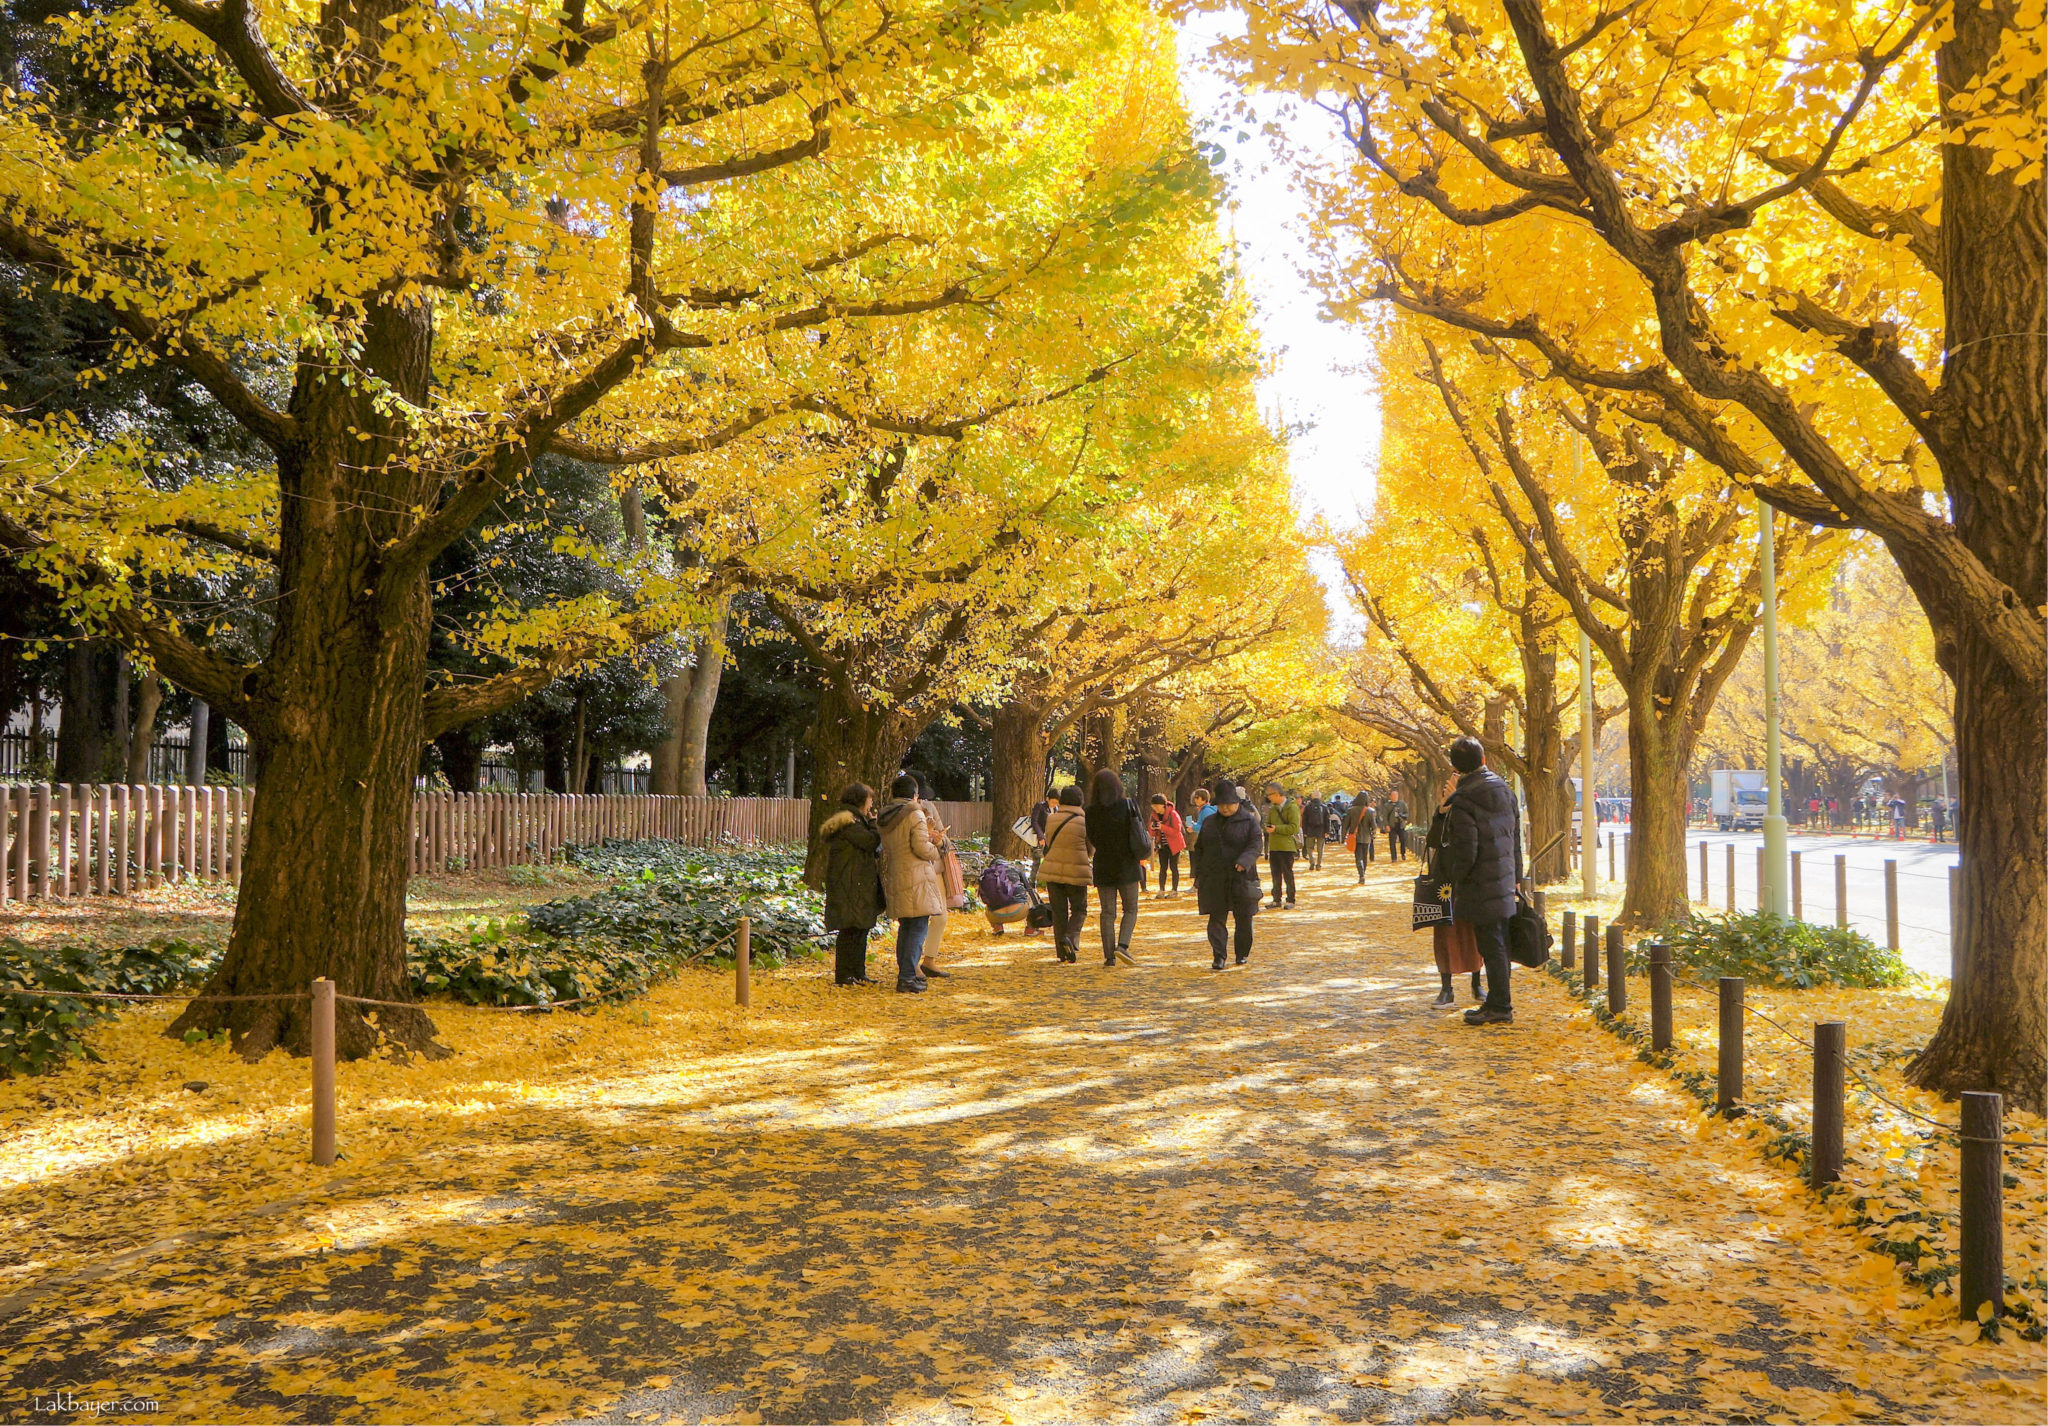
[1710,770,1768,831]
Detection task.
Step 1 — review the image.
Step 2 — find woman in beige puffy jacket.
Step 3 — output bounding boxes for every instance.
[1036,786,1092,964]
[877,773,947,992]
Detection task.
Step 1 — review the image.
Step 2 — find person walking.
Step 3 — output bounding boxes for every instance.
[1085,769,1150,966]
[877,773,948,993]
[820,782,883,986]
[1193,778,1263,969]
[1385,796,1410,862]
[1887,794,1907,838]
[1038,785,1092,964]
[1930,797,1948,844]
[1344,794,1376,880]
[1148,793,1187,898]
[1435,738,1519,1026]
[1301,792,1327,871]
[1189,785,1214,834]
[1261,784,1302,908]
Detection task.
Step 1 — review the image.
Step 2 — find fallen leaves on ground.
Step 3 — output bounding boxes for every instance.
[2,867,2042,1423]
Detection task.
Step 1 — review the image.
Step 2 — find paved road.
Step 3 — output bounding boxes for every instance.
[1594,824,1958,979]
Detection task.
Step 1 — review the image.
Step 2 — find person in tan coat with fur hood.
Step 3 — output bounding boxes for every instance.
[877,773,947,993]
[1036,785,1093,964]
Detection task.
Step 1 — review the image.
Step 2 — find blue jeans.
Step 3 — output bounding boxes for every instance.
[894,915,930,984]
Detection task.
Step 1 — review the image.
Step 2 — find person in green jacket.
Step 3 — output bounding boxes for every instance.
[1262,783,1302,909]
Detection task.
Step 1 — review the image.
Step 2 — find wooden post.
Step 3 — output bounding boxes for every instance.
[736,916,752,1007]
[1755,845,1765,914]
[1811,1021,1845,1189]
[1532,888,1545,920]
[1607,832,1615,882]
[1605,924,1624,1014]
[115,778,131,893]
[1716,977,1744,1111]
[1561,910,1576,970]
[1884,859,1900,951]
[1725,843,1736,913]
[1583,915,1600,990]
[1699,840,1709,903]
[1648,942,1672,1051]
[30,784,50,898]
[56,783,73,897]
[1835,854,1848,929]
[1790,849,1803,921]
[13,785,28,901]
[311,978,337,1166]
[1958,1091,2005,1324]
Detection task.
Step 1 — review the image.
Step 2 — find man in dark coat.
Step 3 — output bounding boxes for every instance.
[1435,737,1519,1025]
[1192,778,1263,970]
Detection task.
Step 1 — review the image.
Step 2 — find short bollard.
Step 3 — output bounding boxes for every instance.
[1605,924,1625,1015]
[1790,850,1803,920]
[1959,1091,2005,1325]
[1811,1021,1845,1189]
[1756,845,1765,912]
[1716,977,1744,1111]
[1532,888,1546,920]
[1561,910,1577,971]
[1647,942,1672,1051]
[736,915,752,1008]
[1834,854,1848,929]
[1698,841,1709,904]
[1607,834,1615,882]
[1725,844,1736,912]
[311,977,336,1166]
[1583,915,1600,990]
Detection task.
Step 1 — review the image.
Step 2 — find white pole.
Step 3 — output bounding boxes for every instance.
[1758,495,1789,916]
[1575,440,1598,900]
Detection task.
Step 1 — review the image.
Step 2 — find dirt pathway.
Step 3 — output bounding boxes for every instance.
[3,861,2038,1423]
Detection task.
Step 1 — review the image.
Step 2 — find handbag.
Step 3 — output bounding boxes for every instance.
[1025,882,1054,929]
[1411,873,1454,930]
[1126,799,1154,860]
[940,846,967,910]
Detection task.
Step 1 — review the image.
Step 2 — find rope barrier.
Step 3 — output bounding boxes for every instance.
[0,987,308,1002]
[1734,997,2045,1153]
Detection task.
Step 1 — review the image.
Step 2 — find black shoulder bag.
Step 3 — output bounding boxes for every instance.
[1506,796,1553,968]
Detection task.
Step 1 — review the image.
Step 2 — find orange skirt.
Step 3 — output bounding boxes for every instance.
[1433,919,1484,976]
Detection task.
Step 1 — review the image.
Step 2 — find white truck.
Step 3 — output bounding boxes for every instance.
[1711,770,1768,831]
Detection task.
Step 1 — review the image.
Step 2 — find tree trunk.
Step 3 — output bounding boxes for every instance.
[1614,694,1694,931]
[167,551,443,1061]
[111,654,130,777]
[652,607,729,796]
[1907,640,2046,1112]
[435,729,483,792]
[186,698,209,786]
[1896,0,2047,1113]
[990,699,1048,859]
[1521,645,1570,882]
[55,642,106,783]
[803,682,927,884]
[542,725,568,793]
[570,689,588,793]
[127,670,159,783]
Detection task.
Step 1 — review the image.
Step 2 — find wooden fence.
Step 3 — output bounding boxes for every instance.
[0,786,994,902]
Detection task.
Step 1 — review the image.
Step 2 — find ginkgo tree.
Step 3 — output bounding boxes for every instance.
[0,0,1224,1060]
[1219,0,2044,1106]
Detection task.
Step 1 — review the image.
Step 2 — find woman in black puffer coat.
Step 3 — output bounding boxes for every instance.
[1083,768,1150,966]
[820,783,884,985]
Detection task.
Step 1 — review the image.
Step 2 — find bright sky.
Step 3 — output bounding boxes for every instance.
[1175,13,1381,539]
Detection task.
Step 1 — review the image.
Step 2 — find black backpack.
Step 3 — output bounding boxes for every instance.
[1126,798,1154,860]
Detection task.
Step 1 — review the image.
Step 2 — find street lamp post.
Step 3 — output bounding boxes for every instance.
[1759,495,1789,916]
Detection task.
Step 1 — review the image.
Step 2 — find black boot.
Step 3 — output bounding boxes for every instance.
[1470,971,1484,1002]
